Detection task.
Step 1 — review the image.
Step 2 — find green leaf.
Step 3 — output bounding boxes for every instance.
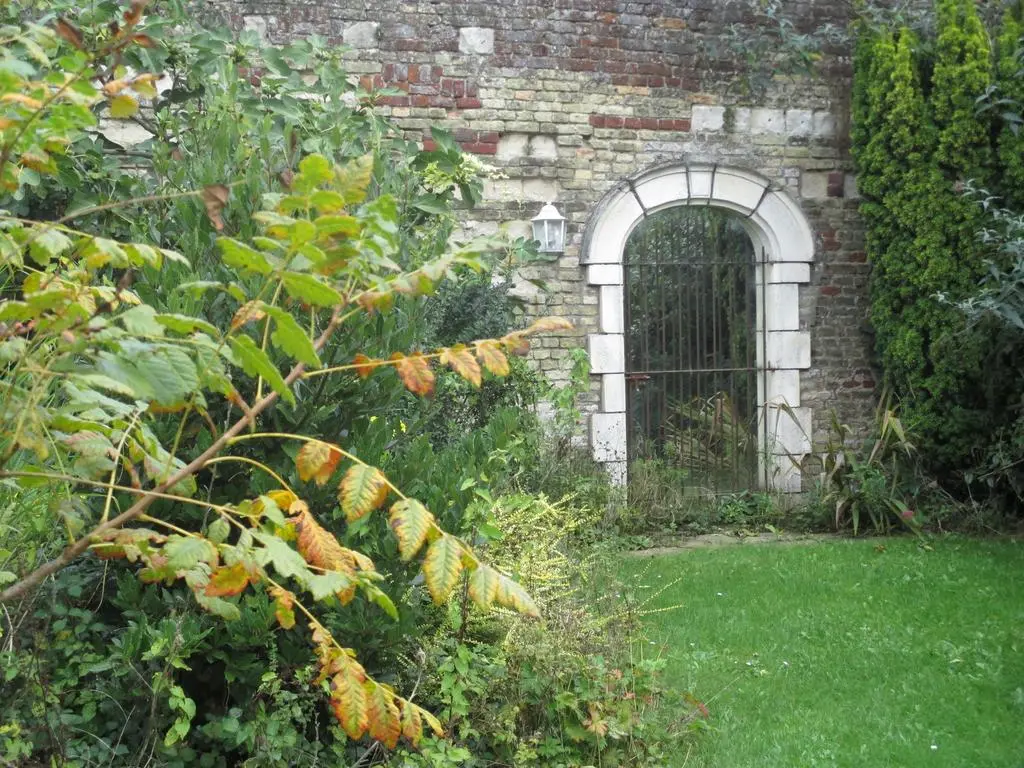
[109,93,139,118]
[28,227,73,265]
[154,314,219,337]
[306,570,353,600]
[261,305,320,366]
[252,532,310,580]
[228,335,294,405]
[314,214,359,236]
[281,272,343,307]
[218,238,274,276]
[164,536,218,571]
[365,584,399,620]
[207,517,230,544]
[298,153,334,186]
[119,305,165,337]
[125,243,163,268]
[130,345,199,406]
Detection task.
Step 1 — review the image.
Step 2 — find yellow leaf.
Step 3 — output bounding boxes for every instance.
[391,352,435,396]
[439,344,481,387]
[475,340,509,377]
[422,534,463,604]
[388,499,434,561]
[525,316,573,334]
[339,464,389,522]
[205,562,251,597]
[399,700,423,746]
[270,586,296,629]
[416,703,445,738]
[330,657,369,740]
[495,572,540,618]
[296,440,342,485]
[109,93,139,119]
[266,489,298,511]
[230,299,265,330]
[467,563,500,609]
[364,681,401,749]
[1,94,43,109]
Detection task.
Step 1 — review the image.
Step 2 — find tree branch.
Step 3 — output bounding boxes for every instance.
[0,308,343,603]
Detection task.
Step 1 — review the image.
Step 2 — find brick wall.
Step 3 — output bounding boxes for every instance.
[215,0,876,461]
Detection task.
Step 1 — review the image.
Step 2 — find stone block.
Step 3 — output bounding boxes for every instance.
[785,109,813,137]
[243,15,272,46]
[529,135,559,160]
[812,111,836,139]
[692,105,725,133]
[765,330,811,369]
[523,178,558,202]
[601,373,627,412]
[764,370,801,407]
[459,27,495,55]
[765,263,811,284]
[497,133,529,160]
[343,21,379,49]
[591,412,627,462]
[844,174,860,200]
[587,264,624,285]
[599,285,624,333]
[763,404,812,455]
[751,108,785,135]
[766,283,799,330]
[800,171,830,199]
[588,333,625,373]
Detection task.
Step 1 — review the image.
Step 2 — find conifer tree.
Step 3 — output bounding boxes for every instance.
[995,3,1024,209]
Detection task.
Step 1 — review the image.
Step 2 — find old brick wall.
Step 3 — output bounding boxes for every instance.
[214,0,877,470]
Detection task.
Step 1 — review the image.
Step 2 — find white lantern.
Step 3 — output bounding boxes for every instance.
[531,202,566,254]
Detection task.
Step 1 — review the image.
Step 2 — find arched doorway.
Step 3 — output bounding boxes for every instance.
[581,163,814,491]
[624,206,762,493]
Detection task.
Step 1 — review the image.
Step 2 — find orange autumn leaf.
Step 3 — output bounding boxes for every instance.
[391,352,435,396]
[205,561,251,597]
[475,340,509,377]
[296,440,342,485]
[439,345,481,387]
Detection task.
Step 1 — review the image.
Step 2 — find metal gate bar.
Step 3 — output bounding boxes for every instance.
[624,207,767,495]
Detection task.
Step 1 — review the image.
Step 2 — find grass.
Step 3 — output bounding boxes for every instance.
[621,536,1024,768]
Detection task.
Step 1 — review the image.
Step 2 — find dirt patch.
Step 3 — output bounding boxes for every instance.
[627,531,847,557]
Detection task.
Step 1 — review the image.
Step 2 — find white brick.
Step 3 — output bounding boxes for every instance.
[497,133,529,160]
[523,178,558,202]
[601,373,627,412]
[692,105,725,133]
[343,21,378,49]
[763,404,812,455]
[751,108,785,135]
[459,27,494,54]
[812,111,836,139]
[243,15,272,46]
[591,412,627,462]
[765,330,811,369]
[599,285,624,333]
[766,283,799,331]
[800,171,829,199]
[529,135,558,160]
[785,109,813,137]
[844,174,860,200]
[588,333,625,373]
[765,263,811,284]
[587,264,624,285]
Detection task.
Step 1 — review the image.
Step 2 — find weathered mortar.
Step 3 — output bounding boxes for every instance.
[214,0,876,480]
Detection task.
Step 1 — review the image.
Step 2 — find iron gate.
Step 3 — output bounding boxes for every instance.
[624,206,767,493]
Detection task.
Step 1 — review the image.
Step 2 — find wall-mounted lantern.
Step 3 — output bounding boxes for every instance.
[532,202,566,254]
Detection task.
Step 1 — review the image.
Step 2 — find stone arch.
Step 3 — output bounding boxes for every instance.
[580,162,815,491]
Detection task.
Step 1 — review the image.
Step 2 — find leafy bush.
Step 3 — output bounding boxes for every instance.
[852,0,1024,491]
[0,7,576,765]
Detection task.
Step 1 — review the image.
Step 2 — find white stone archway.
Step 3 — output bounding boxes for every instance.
[580,163,814,491]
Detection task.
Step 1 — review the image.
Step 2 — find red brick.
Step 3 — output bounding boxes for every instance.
[422,138,437,151]
[378,95,409,107]
[624,117,642,129]
[428,96,455,108]
[820,285,841,297]
[455,97,482,109]
[641,117,660,130]
[411,95,429,107]
[477,131,499,144]
[589,114,605,128]
[603,116,624,129]
[567,59,596,72]
[848,251,867,263]
[460,141,497,155]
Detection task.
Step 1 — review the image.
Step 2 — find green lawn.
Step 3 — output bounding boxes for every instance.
[621,537,1024,768]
